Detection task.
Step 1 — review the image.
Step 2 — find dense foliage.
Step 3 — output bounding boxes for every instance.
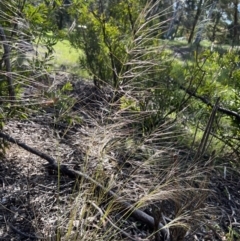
[66,0,240,156]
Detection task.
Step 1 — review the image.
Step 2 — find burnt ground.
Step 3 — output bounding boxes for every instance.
[0,74,240,241]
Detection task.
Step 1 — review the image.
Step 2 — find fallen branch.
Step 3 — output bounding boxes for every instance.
[0,131,169,240]
[180,85,240,121]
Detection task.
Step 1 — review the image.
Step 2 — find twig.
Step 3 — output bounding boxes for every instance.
[194,97,220,160]
[0,131,168,239]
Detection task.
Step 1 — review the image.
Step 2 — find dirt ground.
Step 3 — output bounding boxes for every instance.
[0,78,240,241]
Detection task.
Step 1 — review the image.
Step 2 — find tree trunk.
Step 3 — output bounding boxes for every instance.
[173,11,183,38]
[210,11,221,43]
[166,0,183,39]
[194,0,218,45]
[232,0,239,46]
[188,0,203,44]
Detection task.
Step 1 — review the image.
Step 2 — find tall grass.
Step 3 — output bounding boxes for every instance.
[60,1,215,240]
[1,1,218,240]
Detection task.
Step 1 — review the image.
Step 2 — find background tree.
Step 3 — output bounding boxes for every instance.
[207,4,225,44]
[165,0,184,39]
[188,0,204,43]
[194,0,218,44]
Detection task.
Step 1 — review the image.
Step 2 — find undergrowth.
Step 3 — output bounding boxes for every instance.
[1,1,239,241]
[54,1,218,240]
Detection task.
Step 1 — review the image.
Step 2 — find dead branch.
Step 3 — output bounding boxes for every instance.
[0,131,169,240]
[194,97,220,160]
[180,85,240,121]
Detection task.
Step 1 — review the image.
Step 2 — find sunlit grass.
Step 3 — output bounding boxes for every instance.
[34,33,89,77]
[53,39,89,77]
[53,40,83,66]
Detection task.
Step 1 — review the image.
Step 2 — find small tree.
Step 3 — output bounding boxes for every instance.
[69,0,156,88]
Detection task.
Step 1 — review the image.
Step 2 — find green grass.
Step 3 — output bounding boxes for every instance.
[53,40,83,65]
[200,39,230,49]
[52,39,89,77]
[34,32,89,77]
[160,39,189,47]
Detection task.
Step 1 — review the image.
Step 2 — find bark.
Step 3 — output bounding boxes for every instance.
[166,0,183,39]
[194,0,218,45]
[172,8,184,39]
[232,0,239,46]
[188,0,203,44]
[210,11,221,43]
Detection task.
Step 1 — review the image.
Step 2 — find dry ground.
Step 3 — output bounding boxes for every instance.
[0,76,240,241]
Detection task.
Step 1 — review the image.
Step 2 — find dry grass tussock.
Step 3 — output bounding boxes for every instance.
[0,77,217,241]
[77,105,214,239]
